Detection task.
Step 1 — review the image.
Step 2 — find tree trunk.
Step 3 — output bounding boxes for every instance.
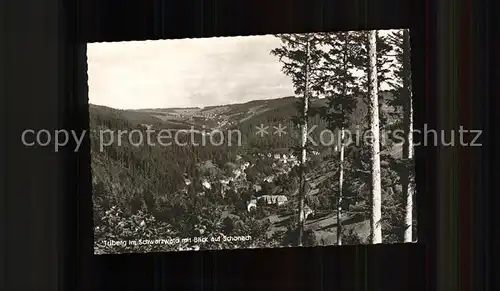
[402,29,414,243]
[337,127,345,245]
[337,35,349,246]
[297,37,311,247]
[368,30,383,244]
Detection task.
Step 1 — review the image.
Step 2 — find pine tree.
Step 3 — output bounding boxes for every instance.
[376,32,396,128]
[387,28,414,242]
[271,32,324,246]
[367,30,383,244]
[320,31,362,245]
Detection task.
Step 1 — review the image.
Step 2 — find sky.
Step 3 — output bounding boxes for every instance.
[87,30,401,110]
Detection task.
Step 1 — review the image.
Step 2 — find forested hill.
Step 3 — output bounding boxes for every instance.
[90,90,396,132]
[90,91,407,253]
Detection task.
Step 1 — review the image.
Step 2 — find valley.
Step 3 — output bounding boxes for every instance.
[90,93,405,251]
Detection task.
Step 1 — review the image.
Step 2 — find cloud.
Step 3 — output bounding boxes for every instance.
[87,29,405,109]
[87,35,295,109]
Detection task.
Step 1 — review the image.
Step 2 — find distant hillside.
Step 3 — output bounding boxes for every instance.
[89,104,195,130]
[90,91,396,133]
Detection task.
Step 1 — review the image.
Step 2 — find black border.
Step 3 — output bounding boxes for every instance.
[77,1,429,290]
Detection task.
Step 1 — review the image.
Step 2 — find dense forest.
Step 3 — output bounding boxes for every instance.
[91,29,416,254]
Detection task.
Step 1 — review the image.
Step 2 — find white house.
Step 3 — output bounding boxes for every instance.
[246,198,257,212]
[301,204,315,221]
[201,180,211,190]
[257,195,288,206]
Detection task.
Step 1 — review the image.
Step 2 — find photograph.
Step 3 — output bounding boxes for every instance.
[88,29,417,255]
